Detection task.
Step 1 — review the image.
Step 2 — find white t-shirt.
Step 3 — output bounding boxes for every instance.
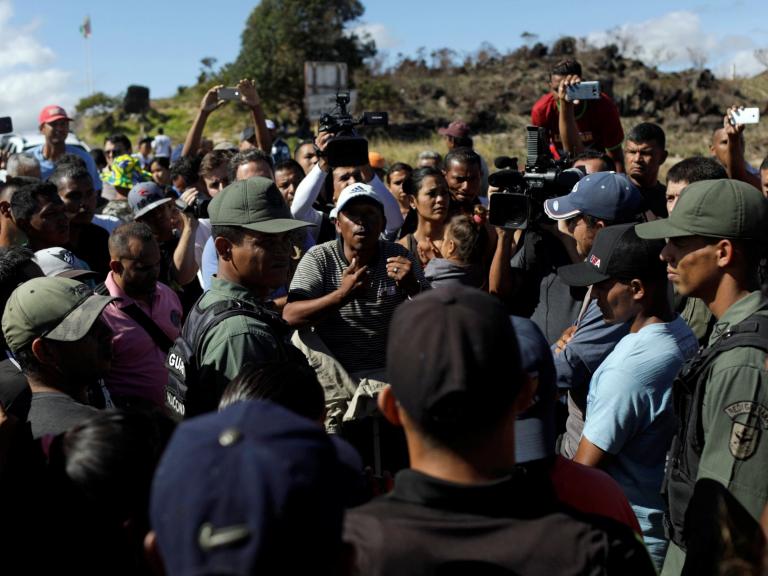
[152,134,172,158]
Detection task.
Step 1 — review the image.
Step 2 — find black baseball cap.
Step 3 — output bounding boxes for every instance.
[558,223,665,287]
[386,285,523,430]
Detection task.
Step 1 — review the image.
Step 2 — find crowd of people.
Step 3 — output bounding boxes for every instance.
[0,58,767,574]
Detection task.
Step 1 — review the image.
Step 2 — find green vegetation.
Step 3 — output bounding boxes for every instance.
[71,3,768,170]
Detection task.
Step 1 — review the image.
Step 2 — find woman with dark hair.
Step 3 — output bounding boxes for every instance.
[397,166,450,267]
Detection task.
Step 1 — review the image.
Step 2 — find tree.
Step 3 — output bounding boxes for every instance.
[75,92,119,116]
[225,0,375,119]
[198,57,218,84]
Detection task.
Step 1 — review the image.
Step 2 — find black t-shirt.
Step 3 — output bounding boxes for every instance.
[344,468,656,576]
[639,181,668,219]
[510,228,586,344]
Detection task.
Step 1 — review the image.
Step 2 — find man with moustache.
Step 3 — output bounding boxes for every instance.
[100,222,182,408]
[165,177,311,418]
[284,182,427,430]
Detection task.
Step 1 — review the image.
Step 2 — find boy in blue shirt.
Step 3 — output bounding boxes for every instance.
[557,223,698,569]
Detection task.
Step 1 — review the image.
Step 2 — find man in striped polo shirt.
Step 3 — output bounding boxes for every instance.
[284,182,428,431]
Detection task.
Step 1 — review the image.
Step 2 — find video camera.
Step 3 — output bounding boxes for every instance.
[488,126,584,230]
[318,93,388,167]
[176,196,210,219]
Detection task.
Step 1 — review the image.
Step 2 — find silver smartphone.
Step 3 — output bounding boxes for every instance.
[565,81,600,101]
[730,107,760,125]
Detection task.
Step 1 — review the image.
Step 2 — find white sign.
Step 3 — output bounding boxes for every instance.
[304,62,348,95]
[304,61,353,120]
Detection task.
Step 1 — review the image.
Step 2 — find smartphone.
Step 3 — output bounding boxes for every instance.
[730,107,760,125]
[565,81,600,101]
[218,87,241,101]
[0,116,12,135]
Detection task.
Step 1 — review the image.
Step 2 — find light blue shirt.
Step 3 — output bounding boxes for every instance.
[583,316,697,568]
[30,144,102,191]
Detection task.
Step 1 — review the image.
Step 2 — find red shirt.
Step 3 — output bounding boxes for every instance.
[551,455,642,534]
[531,93,624,153]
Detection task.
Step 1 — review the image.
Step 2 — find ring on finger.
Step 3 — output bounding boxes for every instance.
[393,267,399,274]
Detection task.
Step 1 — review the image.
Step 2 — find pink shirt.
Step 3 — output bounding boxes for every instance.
[101,272,182,406]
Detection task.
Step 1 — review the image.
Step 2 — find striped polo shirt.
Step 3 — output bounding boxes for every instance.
[288,238,427,374]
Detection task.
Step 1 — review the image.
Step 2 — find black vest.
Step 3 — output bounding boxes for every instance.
[663,314,768,550]
[165,296,296,421]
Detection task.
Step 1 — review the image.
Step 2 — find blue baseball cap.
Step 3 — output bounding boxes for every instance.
[511,316,557,464]
[544,172,643,222]
[150,400,346,576]
[128,181,172,219]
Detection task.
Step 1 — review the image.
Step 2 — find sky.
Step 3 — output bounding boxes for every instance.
[2,0,767,132]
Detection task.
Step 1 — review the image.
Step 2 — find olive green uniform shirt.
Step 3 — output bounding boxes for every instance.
[196,277,288,408]
[663,291,768,575]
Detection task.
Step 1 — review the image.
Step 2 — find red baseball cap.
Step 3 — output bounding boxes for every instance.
[38,105,72,126]
[438,120,470,139]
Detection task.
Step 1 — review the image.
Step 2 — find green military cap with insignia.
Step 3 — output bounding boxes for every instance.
[636,179,768,241]
[208,176,312,234]
[2,277,115,354]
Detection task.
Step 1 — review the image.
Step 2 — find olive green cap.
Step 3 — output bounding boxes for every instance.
[636,179,768,241]
[208,176,312,234]
[2,277,114,354]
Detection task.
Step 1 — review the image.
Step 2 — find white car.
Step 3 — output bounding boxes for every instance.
[1,131,91,154]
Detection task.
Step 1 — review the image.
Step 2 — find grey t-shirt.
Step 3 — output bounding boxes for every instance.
[28,391,99,439]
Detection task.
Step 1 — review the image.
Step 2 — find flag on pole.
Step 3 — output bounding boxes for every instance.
[80,16,91,38]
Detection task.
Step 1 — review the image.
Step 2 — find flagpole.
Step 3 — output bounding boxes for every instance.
[81,15,93,95]
[85,35,93,95]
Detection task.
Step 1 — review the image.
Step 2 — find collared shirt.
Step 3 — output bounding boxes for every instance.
[29,143,102,191]
[288,238,427,373]
[101,272,182,406]
[698,292,768,513]
[664,292,768,575]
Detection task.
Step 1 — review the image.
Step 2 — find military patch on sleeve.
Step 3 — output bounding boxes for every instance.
[724,402,768,460]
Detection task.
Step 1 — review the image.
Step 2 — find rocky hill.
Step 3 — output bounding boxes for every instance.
[75,38,768,165]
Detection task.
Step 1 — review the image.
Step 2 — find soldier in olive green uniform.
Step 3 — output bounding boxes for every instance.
[636,179,768,575]
[165,177,311,418]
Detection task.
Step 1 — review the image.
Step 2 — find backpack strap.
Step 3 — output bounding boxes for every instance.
[191,299,289,365]
[94,281,109,296]
[121,303,174,353]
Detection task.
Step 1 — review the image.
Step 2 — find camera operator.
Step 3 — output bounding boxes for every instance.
[290,131,404,243]
[531,60,625,173]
